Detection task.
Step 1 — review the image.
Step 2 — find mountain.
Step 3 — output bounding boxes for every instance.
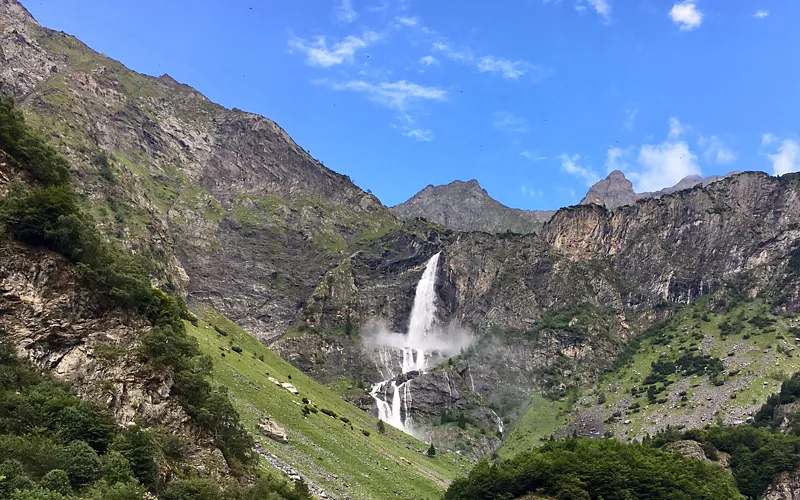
[580,170,741,209]
[0,0,396,342]
[579,170,637,209]
[7,0,800,497]
[391,179,554,234]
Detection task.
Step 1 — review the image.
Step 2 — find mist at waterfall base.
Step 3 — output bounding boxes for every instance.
[362,252,474,439]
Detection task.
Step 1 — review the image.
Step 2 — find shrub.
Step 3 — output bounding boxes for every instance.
[40,469,70,495]
[0,95,70,186]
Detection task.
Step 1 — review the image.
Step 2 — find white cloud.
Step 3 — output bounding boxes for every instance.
[769,139,800,176]
[289,32,381,67]
[520,185,544,197]
[336,0,358,23]
[606,146,632,173]
[433,42,551,82]
[521,151,548,161]
[432,41,474,63]
[754,10,769,19]
[668,117,688,139]
[395,16,418,26]
[624,107,638,131]
[319,79,447,111]
[492,111,529,133]
[558,154,600,186]
[403,129,434,142]
[586,0,612,22]
[698,136,737,165]
[762,133,778,145]
[630,141,700,192]
[670,1,703,31]
[477,56,531,80]
[419,55,439,66]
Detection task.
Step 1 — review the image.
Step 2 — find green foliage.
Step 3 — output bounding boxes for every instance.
[755,372,800,431]
[445,438,741,500]
[109,426,159,489]
[649,425,800,499]
[377,420,386,434]
[427,443,436,457]
[57,440,101,487]
[40,470,70,495]
[0,95,70,186]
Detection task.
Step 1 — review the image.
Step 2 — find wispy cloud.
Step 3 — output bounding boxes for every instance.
[668,116,688,139]
[492,111,529,133]
[419,55,439,66]
[606,146,632,173]
[762,133,778,146]
[433,42,552,82]
[698,136,737,165]
[624,107,638,131]
[670,1,703,31]
[289,32,381,67]
[753,10,769,19]
[521,151,548,161]
[558,154,600,186]
[403,129,434,142]
[318,79,447,110]
[768,138,800,176]
[520,185,544,197]
[336,0,358,23]
[394,16,418,26]
[586,0,612,22]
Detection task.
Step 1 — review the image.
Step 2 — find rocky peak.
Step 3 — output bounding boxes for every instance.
[0,0,37,25]
[579,170,636,209]
[392,179,554,234]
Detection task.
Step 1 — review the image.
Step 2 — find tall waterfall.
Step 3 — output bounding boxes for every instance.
[370,252,441,434]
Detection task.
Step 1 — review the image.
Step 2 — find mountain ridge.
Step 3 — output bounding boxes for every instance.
[391,179,554,234]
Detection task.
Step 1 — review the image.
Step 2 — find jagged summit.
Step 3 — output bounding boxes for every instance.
[579,170,637,209]
[392,179,554,234]
[581,170,741,210]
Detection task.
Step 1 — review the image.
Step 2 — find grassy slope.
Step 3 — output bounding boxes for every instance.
[187,308,472,500]
[499,296,800,458]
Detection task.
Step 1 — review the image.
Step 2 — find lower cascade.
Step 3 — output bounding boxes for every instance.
[369,252,470,436]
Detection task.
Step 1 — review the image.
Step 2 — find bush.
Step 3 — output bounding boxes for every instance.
[320,408,337,418]
[0,95,70,186]
[444,438,740,500]
[57,440,101,488]
[40,469,70,495]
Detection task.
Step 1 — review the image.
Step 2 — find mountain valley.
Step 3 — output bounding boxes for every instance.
[3,0,800,498]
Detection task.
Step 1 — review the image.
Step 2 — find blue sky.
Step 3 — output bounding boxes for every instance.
[23,0,800,209]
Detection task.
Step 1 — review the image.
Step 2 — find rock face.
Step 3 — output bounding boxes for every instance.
[0,0,396,341]
[765,471,800,500]
[580,170,636,209]
[392,179,554,234]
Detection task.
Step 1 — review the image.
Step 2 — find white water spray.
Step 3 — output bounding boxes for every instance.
[370,252,449,435]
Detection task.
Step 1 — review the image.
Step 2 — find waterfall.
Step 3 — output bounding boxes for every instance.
[372,252,441,435]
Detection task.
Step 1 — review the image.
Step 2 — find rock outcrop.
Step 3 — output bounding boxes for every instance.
[392,179,554,234]
[257,417,288,444]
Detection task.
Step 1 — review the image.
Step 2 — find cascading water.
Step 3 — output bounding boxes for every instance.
[371,252,441,434]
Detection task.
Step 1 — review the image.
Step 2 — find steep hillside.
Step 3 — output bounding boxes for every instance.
[0,0,396,342]
[391,179,554,234]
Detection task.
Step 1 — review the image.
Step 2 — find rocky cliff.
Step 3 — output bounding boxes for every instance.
[392,179,554,234]
[0,0,396,342]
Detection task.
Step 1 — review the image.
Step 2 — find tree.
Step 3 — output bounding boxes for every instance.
[40,469,70,495]
[344,312,353,337]
[427,443,436,457]
[57,440,101,488]
[377,420,386,434]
